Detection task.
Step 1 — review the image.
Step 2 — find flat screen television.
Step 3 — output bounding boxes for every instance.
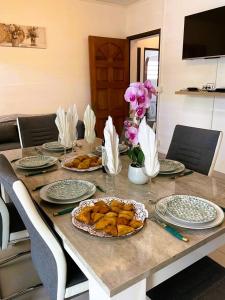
[182,6,225,59]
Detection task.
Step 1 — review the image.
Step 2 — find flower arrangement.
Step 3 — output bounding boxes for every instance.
[124,80,156,167]
[26,27,39,46]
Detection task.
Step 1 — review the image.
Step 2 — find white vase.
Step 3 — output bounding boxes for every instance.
[128,164,149,185]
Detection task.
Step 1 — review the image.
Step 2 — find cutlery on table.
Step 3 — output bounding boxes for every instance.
[25,167,58,177]
[149,215,189,242]
[170,169,193,179]
[53,207,75,216]
[10,158,21,163]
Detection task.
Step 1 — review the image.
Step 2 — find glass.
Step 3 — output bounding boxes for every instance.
[103,151,122,197]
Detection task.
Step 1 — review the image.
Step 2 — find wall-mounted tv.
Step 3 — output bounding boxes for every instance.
[182,6,225,59]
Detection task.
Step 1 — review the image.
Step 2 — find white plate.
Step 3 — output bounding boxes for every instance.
[46,179,89,201]
[62,155,102,172]
[15,156,58,170]
[155,196,224,229]
[159,161,185,175]
[42,141,71,152]
[96,144,128,154]
[40,181,96,204]
[165,195,217,224]
[71,197,148,238]
[16,155,53,168]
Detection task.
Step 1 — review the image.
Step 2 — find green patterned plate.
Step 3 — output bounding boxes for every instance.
[46,179,89,201]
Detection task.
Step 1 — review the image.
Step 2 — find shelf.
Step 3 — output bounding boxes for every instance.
[175,90,225,97]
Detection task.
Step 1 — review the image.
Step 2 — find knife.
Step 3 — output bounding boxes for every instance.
[150,216,189,242]
[25,167,58,177]
[53,206,74,216]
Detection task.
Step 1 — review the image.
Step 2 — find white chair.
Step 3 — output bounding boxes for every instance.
[0,154,88,300]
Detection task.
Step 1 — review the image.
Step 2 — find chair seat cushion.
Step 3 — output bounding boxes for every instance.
[6,202,26,233]
[65,252,87,287]
[147,256,225,300]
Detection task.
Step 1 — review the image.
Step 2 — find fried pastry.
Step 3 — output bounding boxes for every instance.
[110,206,121,213]
[123,204,134,211]
[119,210,134,219]
[105,212,118,218]
[77,158,91,169]
[75,211,91,224]
[91,212,105,223]
[97,204,110,214]
[111,200,124,209]
[129,219,143,229]
[117,225,134,236]
[118,212,134,220]
[117,217,129,225]
[95,217,114,230]
[78,155,89,162]
[104,225,118,237]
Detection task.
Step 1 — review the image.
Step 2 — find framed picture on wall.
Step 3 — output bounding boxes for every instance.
[0,23,46,48]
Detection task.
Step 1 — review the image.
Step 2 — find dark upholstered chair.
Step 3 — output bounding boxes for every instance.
[17,114,85,148]
[166,125,222,175]
[0,154,88,300]
[147,256,225,300]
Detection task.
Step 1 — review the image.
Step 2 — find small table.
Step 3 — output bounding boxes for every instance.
[2,140,225,300]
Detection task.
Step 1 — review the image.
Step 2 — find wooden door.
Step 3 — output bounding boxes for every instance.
[89,36,129,138]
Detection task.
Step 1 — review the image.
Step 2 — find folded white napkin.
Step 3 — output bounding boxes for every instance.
[83,104,96,144]
[138,117,160,177]
[103,116,120,174]
[55,104,78,148]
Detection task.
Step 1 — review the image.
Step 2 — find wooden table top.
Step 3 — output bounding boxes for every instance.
[2,139,225,296]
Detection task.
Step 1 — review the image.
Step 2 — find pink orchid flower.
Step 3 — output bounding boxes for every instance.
[144,80,157,95]
[124,86,138,109]
[125,126,139,145]
[136,106,146,119]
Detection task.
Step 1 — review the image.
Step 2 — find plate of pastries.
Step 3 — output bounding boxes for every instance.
[62,154,102,172]
[72,197,148,238]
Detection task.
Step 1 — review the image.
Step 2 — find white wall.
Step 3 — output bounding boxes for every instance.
[126,0,225,173]
[0,0,126,118]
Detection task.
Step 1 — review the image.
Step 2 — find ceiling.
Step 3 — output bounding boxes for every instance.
[95,0,138,5]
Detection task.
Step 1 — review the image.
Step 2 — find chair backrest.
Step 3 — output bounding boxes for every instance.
[0,154,67,300]
[17,114,58,148]
[166,125,222,175]
[17,114,85,148]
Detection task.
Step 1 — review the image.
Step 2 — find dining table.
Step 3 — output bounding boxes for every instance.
[2,138,225,300]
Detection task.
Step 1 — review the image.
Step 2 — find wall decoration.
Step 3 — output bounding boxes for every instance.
[0,23,46,48]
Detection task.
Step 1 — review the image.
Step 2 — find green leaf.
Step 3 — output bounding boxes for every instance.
[137,149,144,165]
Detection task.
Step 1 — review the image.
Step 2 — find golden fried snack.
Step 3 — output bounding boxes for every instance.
[91,212,105,223]
[119,210,135,219]
[104,225,118,237]
[77,159,91,169]
[90,161,99,167]
[78,155,89,162]
[129,219,143,229]
[123,204,134,211]
[95,217,115,230]
[117,217,129,225]
[90,156,98,162]
[75,211,91,224]
[97,204,110,214]
[118,212,134,220]
[110,206,121,213]
[111,200,124,209]
[97,157,102,165]
[105,212,118,218]
[117,225,134,236]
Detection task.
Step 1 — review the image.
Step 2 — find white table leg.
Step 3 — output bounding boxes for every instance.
[89,277,146,300]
